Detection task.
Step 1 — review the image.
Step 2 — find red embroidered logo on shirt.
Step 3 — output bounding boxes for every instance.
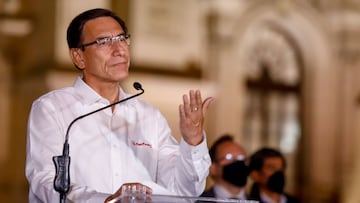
[132,141,152,148]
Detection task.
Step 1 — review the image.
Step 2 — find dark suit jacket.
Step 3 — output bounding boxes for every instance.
[197,187,217,203]
[200,186,216,198]
[248,184,300,203]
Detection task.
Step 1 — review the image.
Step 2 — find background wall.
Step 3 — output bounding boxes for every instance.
[1,0,360,202]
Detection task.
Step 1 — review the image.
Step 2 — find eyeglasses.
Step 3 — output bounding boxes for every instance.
[80,34,131,50]
[216,153,245,163]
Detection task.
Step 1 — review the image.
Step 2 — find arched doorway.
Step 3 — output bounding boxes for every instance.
[212,2,340,202]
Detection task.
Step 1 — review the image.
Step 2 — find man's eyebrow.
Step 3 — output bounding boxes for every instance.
[116,32,126,36]
[95,36,110,40]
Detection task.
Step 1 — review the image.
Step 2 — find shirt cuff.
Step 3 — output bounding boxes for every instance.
[179,132,209,161]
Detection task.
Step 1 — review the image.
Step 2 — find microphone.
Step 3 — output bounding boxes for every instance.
[52,82,144,203]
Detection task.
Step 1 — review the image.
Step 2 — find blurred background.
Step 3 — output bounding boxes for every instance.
[1,0,360,202]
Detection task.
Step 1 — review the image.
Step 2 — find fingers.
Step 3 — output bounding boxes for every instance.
[145,186,152,194]
[192,90,203,112]
[195,90,202,107]
[105,183,152,202]
[121,182,152,194]
[190,90,201,112]
[179,89,213,146]
[182,90,203,113]
[180,89,213,116]
[179,89,213,126]
[182,94,191,115]
[201,97,214,115]
[179,104,185,118]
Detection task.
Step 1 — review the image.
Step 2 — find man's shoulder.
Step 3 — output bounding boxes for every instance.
[34,87,75,103]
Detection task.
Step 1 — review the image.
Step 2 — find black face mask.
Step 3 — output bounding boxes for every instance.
[267,171,285,194]
[222,161,249,187]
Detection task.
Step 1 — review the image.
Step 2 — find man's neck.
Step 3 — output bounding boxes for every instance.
[85,80,120,103]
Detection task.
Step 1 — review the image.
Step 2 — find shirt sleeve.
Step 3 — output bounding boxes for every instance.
[155,111,211,197]
[178,135,211,196]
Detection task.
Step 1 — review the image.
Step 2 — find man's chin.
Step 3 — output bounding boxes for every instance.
[115,73,129,81]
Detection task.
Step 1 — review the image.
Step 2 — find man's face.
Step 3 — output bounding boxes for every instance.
[256,157,284,186]
[74,16,130,86]
[211,141,246,180]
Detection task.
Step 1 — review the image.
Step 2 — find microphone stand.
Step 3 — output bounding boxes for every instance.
[52,82,144,203]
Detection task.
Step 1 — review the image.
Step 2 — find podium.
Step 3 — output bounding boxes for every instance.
[110,194,259,203]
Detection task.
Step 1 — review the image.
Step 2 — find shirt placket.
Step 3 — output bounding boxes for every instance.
[109,108,128,192]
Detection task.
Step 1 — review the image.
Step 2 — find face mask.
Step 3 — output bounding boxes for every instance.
[267,171,285,194]
[222,160,249,187]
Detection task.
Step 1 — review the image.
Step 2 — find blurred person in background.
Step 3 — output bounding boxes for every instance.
[200,134,249,200]
[248,147,299,203]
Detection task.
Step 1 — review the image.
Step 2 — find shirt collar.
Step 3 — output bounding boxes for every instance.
[213,184,246,200]
[73,76,104,105]
[73,76,129,106]
[260,192,287,203]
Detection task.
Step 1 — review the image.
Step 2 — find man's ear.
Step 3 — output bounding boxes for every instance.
[250,170,260,182]
[70,48,85,70]
[209,163,216,176]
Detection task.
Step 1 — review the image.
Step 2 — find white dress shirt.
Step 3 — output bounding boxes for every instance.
[213,184,247,200]
[26,76,211,203]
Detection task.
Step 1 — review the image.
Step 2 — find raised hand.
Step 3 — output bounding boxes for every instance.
[179,90,213,146]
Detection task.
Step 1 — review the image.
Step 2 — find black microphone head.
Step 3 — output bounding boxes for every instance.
[133,82,143,91]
